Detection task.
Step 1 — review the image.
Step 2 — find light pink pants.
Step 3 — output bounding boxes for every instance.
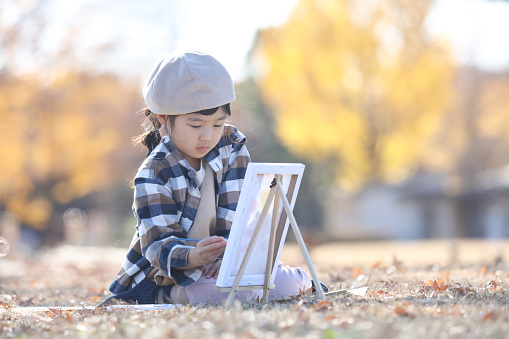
[177,264,312,305]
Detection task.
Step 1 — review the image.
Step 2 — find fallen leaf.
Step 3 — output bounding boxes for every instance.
[454,283,466,294]
[436,278,448,291]
[325,314,335,321]
[48,308,63,317]
[453,283,475,294]
[480,265,487,275]
[424,279,449,291]
[486,281,497,290]
[311,300,333,311]
[87,295,102,302]
[483,312,495,322]
[299,288,312,296]
[394,306,409,316]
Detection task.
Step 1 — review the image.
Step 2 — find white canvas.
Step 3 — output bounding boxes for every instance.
[215,163,305,289]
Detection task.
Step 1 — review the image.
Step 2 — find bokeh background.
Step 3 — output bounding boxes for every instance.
[1,0,509,256]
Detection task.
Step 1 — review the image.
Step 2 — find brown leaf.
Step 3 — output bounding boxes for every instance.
[480,265,488,275]
[325,314,335,321]
[87,295,102,302]
[454,283,467,295]
[394,306,409,316]
[299,288,312,296]
[436,278,448,291]
[48,308,63,317]
[311,300,333,311]
[486,280,497,290]
[424,279,449,291]
[483,312,495,322]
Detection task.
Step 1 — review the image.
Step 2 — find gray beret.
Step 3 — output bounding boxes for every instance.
[143,50,236,115]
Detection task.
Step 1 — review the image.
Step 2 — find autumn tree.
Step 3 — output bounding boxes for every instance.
[420,67,509,237]
[254,0,454,191]
[0,0,144,243]
[0,72,142,233]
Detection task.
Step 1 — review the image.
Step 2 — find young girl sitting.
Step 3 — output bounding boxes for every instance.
[101,50,312,306]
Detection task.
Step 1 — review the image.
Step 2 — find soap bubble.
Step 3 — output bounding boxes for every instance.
[0,236,9,257]
[63,208,87,229]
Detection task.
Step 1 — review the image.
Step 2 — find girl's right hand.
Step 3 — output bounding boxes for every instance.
[188,236,227,267]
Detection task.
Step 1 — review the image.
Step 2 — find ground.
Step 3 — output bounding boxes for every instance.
[0,239,508,338]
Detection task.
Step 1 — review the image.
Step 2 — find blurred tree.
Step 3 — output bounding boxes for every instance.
[0,0,144,244]
[0,72,142,235]
[422,68,509,238]
[254,0,454,191]
[234,78,327,233]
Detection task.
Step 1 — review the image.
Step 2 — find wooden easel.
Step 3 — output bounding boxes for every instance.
[219,174,326,306]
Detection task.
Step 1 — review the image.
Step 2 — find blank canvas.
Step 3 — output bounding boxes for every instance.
[215,163,305,289]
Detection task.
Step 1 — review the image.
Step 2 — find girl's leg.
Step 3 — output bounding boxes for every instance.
[268,264,312,301]
[184,273,262,305]
[98,279,173,306]
[184,264,312,305]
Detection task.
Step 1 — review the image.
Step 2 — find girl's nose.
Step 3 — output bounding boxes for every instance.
[200,128,212,141]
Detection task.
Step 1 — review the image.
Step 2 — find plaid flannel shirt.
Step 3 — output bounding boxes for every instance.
[109,125,250,294]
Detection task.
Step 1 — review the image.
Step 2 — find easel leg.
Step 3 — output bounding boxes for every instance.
[262,175,281,303]
[276,182,326,300]
[225,184,277,307]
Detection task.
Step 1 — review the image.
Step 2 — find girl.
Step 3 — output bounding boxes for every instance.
[101,50,313,306]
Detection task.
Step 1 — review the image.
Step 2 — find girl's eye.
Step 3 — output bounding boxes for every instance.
[190,125,201,129]
[214,124,224,128]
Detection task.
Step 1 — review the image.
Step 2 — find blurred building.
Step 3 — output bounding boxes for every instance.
[324,165,509,240]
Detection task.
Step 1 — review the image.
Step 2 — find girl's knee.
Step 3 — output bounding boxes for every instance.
[270,265,312,300]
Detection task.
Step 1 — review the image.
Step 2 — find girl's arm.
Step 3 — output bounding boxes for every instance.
[179,236,226,270]
[134,172,202,286]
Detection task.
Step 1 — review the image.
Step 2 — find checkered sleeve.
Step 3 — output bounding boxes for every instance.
[215,127,250,236]
[133,166,202,287]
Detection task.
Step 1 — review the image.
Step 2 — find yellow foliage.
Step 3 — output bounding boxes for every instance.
[0,71,140,229]
[255,0,454,190]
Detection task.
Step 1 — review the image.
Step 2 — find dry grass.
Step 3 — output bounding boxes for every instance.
[1,239,508,338]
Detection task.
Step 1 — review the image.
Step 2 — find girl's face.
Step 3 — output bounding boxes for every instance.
[158,108,228,170]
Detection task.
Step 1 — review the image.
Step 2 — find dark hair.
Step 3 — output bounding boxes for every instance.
[133,104,232,157]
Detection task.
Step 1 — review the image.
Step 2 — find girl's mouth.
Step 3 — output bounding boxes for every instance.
[196,146,209,153]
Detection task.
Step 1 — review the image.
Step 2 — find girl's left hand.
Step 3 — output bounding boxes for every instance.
[203,260,222,279]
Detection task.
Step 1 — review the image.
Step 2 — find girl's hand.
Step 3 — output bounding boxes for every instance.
[188,236,227,268]
[203,260,222,279]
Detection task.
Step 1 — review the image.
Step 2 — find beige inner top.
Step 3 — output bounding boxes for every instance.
[152,161,217,304]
